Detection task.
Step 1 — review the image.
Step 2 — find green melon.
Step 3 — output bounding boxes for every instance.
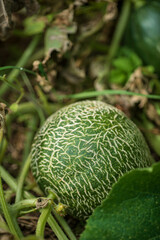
[31,100,153,219]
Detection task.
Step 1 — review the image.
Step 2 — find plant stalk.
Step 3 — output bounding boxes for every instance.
[0,166,76,240]
[13,199,37,213]
[36,193,54,238]
[52,209,77,240]
[0,170,23,239]
[0,35,40,97]
[22,116,38,165]
[65,89,160,100]
[48,214,70,240]
[96,0,131,87]
[107,0,131,63]
[15,154,31,203]
[36,192,70,240]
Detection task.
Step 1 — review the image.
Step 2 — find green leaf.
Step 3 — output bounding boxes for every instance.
[120,47,142,67]
[45,27,63,52]
[10,103,19,112]
[80,162,160,240]
[109,69,126,84]
[38,62,48,80]
[24,17,46,35]
[128,50,142,67]
[44,24,77,56]
[112,56,134,73]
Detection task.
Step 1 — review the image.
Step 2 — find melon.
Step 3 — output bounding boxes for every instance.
[31,100,153,219]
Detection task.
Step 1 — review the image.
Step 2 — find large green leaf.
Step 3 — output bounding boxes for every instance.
[80,162,160,240]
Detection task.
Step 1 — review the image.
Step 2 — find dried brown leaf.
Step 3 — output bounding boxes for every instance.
[33,60,56,92]
[124,67,151,108]
[103,2,118,22]
[43,3,77,62]
[74,0,88,8]
[54,4,74,26]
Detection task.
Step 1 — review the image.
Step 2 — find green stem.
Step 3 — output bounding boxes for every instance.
[64,89,160,100]
[13,199,37,213]
[0,166,76,240]
[97,0,131,86]
[136,114,160,156]
[36,193,55,238]
[107,0,131,62]
[0,137,7,163]
[22,116,38,165]
[35,85,51,115]
[0,66,36,76]
[0,35,40,97]
[0,170,23,239]
[6,102,45,138]
[0,114,4,144]
[15,154,31,203]
[52,209,77,240]
[5,103,35,145]
[48,214,69,240]
[20,71,36,98]
[8,102,36,115]
[0,166,17,190]
[0,165,34,199]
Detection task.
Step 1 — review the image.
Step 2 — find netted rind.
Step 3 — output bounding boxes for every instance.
[31,100,152,219]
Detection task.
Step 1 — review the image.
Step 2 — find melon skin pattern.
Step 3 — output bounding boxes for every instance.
[31,100,152,219]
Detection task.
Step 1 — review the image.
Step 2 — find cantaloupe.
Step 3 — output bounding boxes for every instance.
[31,101,152,219]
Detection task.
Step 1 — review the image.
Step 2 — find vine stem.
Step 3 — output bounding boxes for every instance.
[0,35,40,97]
[0,170,23,238]
[36,192,69,240]
[15,154,31,203]
[36,192,54,238]
[1,102,76,238]
[0,122,22,237]
[51,209,77,240]
[0,66,36,76]
[63,89,160,100]
[21,115,38,166]
[0,166,77,240]
[96,0,131,87]
[48,214,69,240]
[107,0,131,63]
[6,102,45,127]
[0,137,7,163]
[13,199,37,213]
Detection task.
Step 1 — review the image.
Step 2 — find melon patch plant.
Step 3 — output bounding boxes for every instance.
[125,0,160,74]
[31,100,153,219]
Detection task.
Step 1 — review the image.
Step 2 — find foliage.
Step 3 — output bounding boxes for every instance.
[0,0,160,239]
[109,47,142,85]
[125,0,160,74]
[80,162,160,240]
